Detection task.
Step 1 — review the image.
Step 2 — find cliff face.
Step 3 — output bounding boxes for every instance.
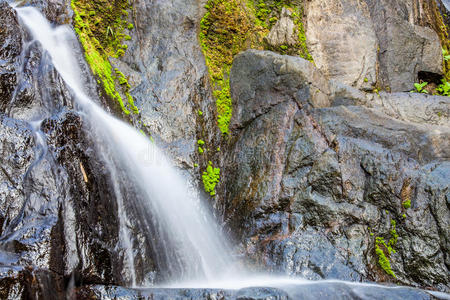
[0,0,449,298]
[221,49,449,290]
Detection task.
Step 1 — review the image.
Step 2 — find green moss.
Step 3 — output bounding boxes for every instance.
[197,139,205,146]
[375,238,396,278]
[402,199,411,209]
[202,161,221,196]
[389,220,398,248]
[214,80,232,134]
[71,0,138,115]
[198,110,203,116]
[199,0,312,135]
[374,219,399,278]
[199,0,251,134]
[198,147,204,154]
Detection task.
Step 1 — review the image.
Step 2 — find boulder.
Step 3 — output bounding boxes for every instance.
[222,50,450,292]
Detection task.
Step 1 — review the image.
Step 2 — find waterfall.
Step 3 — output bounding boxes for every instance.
[15,6,237,286]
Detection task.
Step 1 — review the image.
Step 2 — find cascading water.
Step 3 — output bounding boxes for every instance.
[15,5,237,286]
[11,6,450,300]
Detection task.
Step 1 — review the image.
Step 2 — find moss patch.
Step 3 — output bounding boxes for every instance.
[71,0,138,115]
[202,161,221,196]
[199,0,311,135]
[374,219,398,278]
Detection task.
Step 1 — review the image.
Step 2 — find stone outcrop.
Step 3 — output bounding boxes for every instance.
[266,7,298,48]
[306,0,444,92]
[220,50,450,291]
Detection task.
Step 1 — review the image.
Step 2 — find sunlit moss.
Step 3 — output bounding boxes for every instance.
[199,0,312,135]
[71,0,138,115]
[374,219,399,278]
[202,161,221,196]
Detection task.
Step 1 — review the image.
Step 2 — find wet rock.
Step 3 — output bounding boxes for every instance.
[0,3,22,112]
[75,283,442,300]
[223,50,450,292]
[0,3,159,294]
[118,0,211,169]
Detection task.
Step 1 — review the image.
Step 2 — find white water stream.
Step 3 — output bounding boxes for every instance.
[15,6,236,286]
[13,6,450,300]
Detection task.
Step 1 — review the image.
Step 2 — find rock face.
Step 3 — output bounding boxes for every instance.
[122,0,211,169]
[221,50,450,292]
[266,7,298,48]
[306,0,378,90]
[306,0,444,92]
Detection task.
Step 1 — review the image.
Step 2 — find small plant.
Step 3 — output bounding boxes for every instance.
[437,79,450,96]
[443,48,450,62]
[106,26,115,38]
[413,82,428,94]
[198,110,203,116]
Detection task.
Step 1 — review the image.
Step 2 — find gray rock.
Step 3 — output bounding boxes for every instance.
[223,50,450,292]
[75,283,445,300]
[364,0,443,92]
[306,0,378,90]
[305,0,443,92]
[119,0,211,169]
[266,8,297,47]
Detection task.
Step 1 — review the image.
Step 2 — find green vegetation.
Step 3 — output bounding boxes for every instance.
[374,219,398,278]
[443,48,450,61]
[412,82,428,94]
[71,0,138,115]
[199,0,251,134]
[437,79,450,96]
[198,0,312,197]
[202,161,221,196]
[375,238,396,278]
[402,199,411,209]
[199,0,312,135]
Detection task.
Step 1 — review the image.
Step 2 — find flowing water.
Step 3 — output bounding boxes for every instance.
[15,5,236,286]
[12,5,450,300]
